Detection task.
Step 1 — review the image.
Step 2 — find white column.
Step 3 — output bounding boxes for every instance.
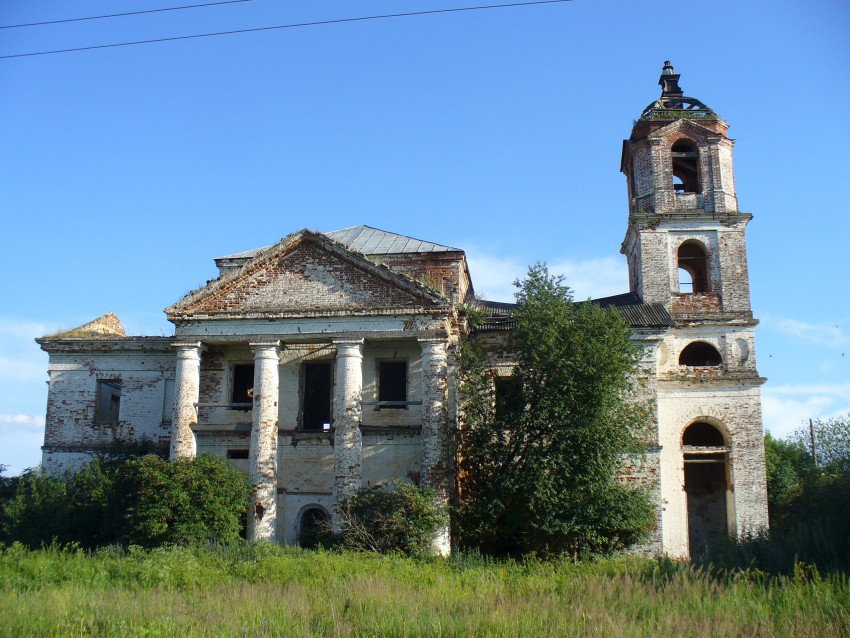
[419,338,451,555]
[332,339,364,531]
[248,341,281,542]
[170,342,203,459]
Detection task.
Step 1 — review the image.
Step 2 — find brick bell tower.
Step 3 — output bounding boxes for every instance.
[620,62,768,557]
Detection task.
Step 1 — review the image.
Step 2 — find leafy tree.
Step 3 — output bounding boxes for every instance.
[763,432,813,528]
[456,263,655,556]
[789,414,850,469]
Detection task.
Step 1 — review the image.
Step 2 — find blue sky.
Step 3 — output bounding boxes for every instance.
[1,0,848,474]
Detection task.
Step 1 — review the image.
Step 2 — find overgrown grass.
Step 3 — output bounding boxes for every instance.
[1,544,847,637]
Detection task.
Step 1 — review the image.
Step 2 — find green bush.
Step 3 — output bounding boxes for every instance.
[337,482,446,557]
[1,469,69,547]
[121,454,251,547]
[1,454,250,549]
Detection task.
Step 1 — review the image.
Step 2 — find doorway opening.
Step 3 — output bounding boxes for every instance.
[682,421,730,555]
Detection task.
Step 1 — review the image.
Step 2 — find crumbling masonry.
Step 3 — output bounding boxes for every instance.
[37,64,768,558]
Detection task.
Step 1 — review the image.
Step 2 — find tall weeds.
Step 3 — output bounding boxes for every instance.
[0,544,846,637]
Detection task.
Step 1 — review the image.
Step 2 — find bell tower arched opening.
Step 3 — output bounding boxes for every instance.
[678,241,709,293]
[671,139,701,193]
[679,341,722,367]
[682,421,730,555]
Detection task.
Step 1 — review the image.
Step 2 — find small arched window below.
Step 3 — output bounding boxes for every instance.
[682,422,726,447]
[679,342,722,367]
[678,242,709,293]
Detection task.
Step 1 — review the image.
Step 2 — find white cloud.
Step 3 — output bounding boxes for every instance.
[0,414,45,433]
[0,319,47,341]
[548,257,628,301]
[0,354,47,382]
[0,415,45,475]
[765,317,848,349]
[762,383,850,438]
[466,252,628,302]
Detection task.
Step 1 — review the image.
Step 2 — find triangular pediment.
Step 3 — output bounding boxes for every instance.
[166,230,448,318]
[649,117,721,142]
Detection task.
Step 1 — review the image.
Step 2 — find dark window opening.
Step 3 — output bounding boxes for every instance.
[302,362,332,431]
[678,242,709,293]
[672,139,700,193]
[679,342,722,367]
[231,364,254,407]
[683,421,726,447]
[495,377,523,420]
[95,380,121,424]
[378,361,407,409]
[226,449,249,460]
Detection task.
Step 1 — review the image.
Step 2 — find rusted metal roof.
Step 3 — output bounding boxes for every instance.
[217,225,460,262]
[473,292,674,331]
[324,225,460,255]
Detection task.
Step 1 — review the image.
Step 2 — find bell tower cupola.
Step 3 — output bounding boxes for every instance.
[620,62,754,322]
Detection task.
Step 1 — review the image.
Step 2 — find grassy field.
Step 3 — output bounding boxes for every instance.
[0,543,847,637]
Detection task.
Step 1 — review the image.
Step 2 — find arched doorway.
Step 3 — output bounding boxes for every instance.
[297,506,330,548]
[682,421,730,555]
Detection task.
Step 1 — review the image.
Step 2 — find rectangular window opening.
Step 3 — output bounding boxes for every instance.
[95,379,122,424]
[226,449,249,460]
[378,361,407,409]
[231,364,255,409]
[495,377,522,420]
[302,362,332,432]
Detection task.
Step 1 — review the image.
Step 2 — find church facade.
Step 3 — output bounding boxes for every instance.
[36,64,768,558]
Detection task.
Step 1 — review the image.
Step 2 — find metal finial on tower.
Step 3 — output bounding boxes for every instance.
[659,61,683,98]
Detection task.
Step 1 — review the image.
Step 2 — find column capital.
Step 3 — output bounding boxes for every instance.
[249,339,281,349]
[333,338,365,346]
[334,339,364,358]
[172,340,205,352]
[419,337,448,356]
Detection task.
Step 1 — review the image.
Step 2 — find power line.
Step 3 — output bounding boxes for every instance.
[0,0,574,60]
[0,0,257,30]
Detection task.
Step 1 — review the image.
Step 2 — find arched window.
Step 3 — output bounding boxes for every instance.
[682,421,726,447]
[679,341,722,366]
[672,139,700,193]
[678,241,709,293]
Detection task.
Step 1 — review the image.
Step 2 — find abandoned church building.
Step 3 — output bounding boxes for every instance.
[36,63,768,558]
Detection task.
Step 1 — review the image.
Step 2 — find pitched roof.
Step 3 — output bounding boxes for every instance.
[324,225,460,254]
[471,292,674,331]
[215,226,461,263]
[168,229,449,318]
